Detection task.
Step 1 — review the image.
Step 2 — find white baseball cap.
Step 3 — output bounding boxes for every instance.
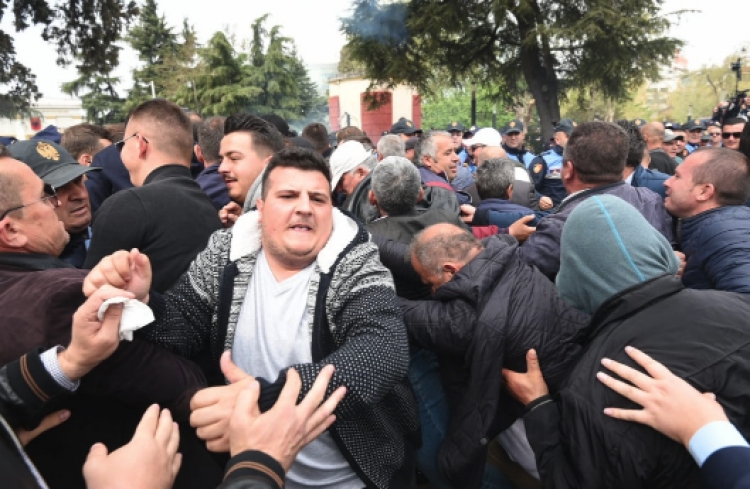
[462,127,502,147]
[329,140,373,190]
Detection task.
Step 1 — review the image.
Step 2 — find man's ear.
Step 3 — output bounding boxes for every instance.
[507,183,514,200]
[368,189,377,206]
[256,198,264,221]
[78,154,93,167]
[0,219,27,250]
[697,183,715,203]
[443,262,461,276]
[562,160,575,181]
[194,144,205,164]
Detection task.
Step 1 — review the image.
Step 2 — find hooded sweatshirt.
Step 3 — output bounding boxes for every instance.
[556,195,679,314]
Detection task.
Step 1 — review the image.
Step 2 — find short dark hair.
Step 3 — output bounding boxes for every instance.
[723,117,747,128]
[691,147,750,205]
[301,123,330,153]
[410,226,482,276]
[128,99,194,163]
[616,120,646,169]
[563,121,628,184]
[104,123,125,142]
[337,126,364,144]
[0,144,10,158]
[197,116,225,165]
[224,113,285,159]
[61,123,111,160]
[260,147,331,199]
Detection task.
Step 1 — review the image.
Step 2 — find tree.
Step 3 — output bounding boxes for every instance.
[422,86,514,130]
[160,20,200,107]
[342,0,682,142]
[124,0,178,111]
[61,71,125,124]
[243,15,302,120]
[176,31,261,116]
[0,0,137,117]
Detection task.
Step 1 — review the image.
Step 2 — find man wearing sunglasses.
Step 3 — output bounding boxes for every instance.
[722,117,746,151]
[9,140,100,268]
[84,99,221,293]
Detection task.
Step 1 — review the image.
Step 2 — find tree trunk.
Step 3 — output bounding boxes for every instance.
[516,15,561,144]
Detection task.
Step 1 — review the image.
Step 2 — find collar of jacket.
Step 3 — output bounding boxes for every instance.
[228,207,364,273]
[0,252,74,271]
[433,234,518,306]
[143,164,192,185]
[681,205,743,234]
[556,181,626,213]
[502,144,525,157]
[572,274,683,344]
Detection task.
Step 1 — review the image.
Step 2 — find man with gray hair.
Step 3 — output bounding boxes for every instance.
[368,157,467,267]
[474,146,545,210]
[195,116,229,210]
[416,131,472,204]
[330,140,380,221]
[376,134,406,161]
[472,158,540,229]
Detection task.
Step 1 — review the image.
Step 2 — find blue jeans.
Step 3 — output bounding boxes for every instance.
[408,347,516,489]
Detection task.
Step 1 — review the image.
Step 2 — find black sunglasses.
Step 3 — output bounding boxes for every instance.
[723,132,743,140]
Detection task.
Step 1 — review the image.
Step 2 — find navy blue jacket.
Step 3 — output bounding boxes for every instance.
[196,163,230,211]
[517,181,674,279]
[679,206,750,294]
[703,446,750,489]
[85,144,134,215]
[629,165,668,200]
[474,198,541,228]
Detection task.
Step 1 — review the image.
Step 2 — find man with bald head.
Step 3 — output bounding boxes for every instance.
[83,99,221,292]
[400,223,589,488]
[642,122,677,175]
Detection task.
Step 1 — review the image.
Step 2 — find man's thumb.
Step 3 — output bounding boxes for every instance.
[221,350,249,383]
[87,442,109,461]
[527,349,541,374]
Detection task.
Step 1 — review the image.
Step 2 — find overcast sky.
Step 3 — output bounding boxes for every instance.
[2,0,748,99]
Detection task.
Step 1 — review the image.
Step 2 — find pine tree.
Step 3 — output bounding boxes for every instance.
[124,0,178,111]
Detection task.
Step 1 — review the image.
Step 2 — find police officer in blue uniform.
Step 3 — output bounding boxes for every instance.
[529,118,576,206]
[501,119,536,168]
[683,119,705,154]
[446,121,469,164]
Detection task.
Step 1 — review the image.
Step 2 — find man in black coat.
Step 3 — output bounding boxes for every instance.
[84,99,221,292]
[400,223,589,488]
[504,195,750,489]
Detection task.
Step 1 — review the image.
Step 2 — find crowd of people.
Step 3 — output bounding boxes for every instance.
[1,97,750,489]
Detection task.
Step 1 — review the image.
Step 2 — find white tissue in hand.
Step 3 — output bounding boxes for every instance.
[96,297,155,341]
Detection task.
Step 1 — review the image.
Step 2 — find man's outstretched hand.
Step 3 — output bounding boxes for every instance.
[597,346,727,447]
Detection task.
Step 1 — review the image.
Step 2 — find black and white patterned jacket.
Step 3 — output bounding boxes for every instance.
[146,208,420,489]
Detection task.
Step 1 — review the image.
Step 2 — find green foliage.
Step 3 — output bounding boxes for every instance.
[0,0,137,117]
[422,86,514,130]
[61,72,125,124]
[342,0,682,141]
[174,31,261,116]
[178,15,323,121]
[664,55,750,121]
[123,0,179,111]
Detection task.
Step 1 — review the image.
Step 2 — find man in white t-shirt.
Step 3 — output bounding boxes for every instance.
[83,147,420,489]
